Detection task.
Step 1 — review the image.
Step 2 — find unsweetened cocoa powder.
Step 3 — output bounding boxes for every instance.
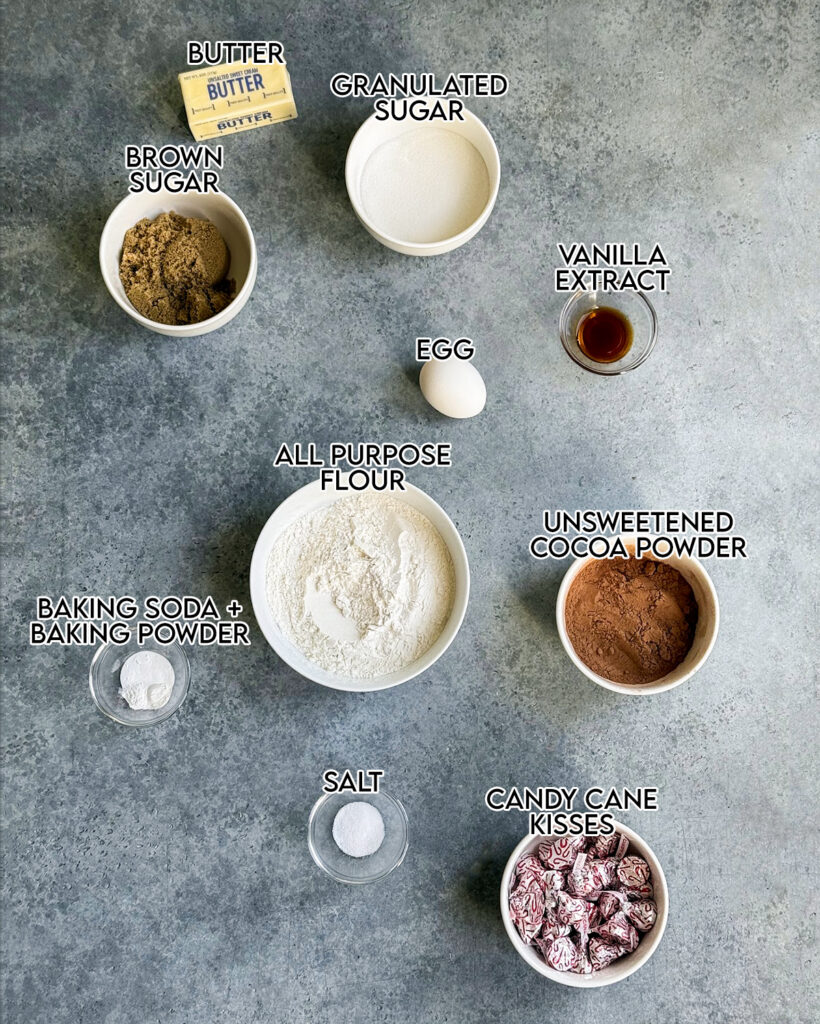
[565,556,698,685]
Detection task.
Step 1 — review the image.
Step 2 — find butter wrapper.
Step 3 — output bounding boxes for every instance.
[179,61,297,141]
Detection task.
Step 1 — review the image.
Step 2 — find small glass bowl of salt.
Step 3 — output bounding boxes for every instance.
[89,632,190,726]
[308,791,408,884]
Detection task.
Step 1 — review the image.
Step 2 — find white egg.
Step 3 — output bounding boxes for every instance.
[419,358,486,419]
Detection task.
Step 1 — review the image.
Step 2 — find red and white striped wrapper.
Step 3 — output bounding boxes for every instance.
[543,869,566,892]
[509,885,545,944]
[575,901,600,949]
[614,833,630,860]
[566,851,603,899]
[617,855,651,888]
[515,853,543,877]
[597,911,639,953]
[511,835,658,973]
[570,944,593,974]
[588,833,620,858]
[544,935,579,972]
[540,906,571,941]
[621,882,654,901]
[620,924,640,953]
[556,890,589,926]
[515,853,549,894]
[537,836,586,869]
[625,899,657,932]
[597,889,626,919]
[589,935,624,970]
[534,932,555,962]
[590,857,619,889]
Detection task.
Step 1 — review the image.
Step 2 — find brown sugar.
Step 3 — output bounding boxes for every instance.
[564,556,698,685]
[119,211,235,326]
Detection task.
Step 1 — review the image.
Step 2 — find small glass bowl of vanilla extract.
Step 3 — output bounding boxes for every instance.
[559,290,657,375]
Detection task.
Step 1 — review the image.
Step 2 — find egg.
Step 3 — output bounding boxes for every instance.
[419,358,487,419]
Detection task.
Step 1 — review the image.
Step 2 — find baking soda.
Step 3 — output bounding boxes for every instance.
[119,650,174,710]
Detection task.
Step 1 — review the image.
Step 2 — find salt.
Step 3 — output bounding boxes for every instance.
[332,801,385,858]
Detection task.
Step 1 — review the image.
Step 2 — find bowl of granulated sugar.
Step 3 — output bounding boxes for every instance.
[345,107,500,256]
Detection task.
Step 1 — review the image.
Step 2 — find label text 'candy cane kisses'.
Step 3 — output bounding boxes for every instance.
[485,787,659,836]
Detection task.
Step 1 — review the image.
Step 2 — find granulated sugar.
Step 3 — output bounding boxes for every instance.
[360,127,490,243]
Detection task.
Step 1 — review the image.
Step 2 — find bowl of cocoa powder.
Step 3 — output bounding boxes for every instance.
[556,536,719,694]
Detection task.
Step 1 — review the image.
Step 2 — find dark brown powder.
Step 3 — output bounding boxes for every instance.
[119,211,235,326]
[565,556,698,685]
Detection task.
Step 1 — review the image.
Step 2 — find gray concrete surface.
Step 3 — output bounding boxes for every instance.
[2,1,818,1021]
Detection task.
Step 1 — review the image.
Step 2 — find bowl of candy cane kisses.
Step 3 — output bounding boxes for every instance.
[500,823,668,987]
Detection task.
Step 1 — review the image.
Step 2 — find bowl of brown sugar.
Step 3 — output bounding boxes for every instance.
[556,536,719,695]
[99,188,256,336]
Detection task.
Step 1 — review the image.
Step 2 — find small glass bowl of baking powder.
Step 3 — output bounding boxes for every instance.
[89,632,190,726]
[308,791,409,884]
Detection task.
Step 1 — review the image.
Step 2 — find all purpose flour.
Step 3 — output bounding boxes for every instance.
[266,493,456,678]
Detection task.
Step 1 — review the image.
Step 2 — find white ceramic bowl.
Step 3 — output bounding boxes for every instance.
[249,479,470,691]
[345,108,500,256]
[500,822,669,987]
[556,535,720,695]
[99,189,257,336]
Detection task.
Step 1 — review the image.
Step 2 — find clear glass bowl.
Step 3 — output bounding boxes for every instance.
[89,632,190,726]
[560,290,658,375]
[308,791,409,884]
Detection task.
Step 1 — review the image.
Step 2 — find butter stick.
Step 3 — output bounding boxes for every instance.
[179,61,297,141]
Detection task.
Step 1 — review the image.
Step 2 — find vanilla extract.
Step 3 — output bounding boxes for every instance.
[557,242,667,266]
[577,306,633,363]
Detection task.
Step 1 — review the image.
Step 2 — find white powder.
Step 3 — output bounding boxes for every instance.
[266,493,456,678]
[360,127,490,243]
[119,650,174,710]
[332,801,385,858]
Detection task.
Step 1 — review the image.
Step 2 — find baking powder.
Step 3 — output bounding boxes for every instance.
[119,650,175,710]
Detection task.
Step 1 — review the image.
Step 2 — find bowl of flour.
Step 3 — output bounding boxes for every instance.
[345,107,500,256]
[249,480,470,691]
